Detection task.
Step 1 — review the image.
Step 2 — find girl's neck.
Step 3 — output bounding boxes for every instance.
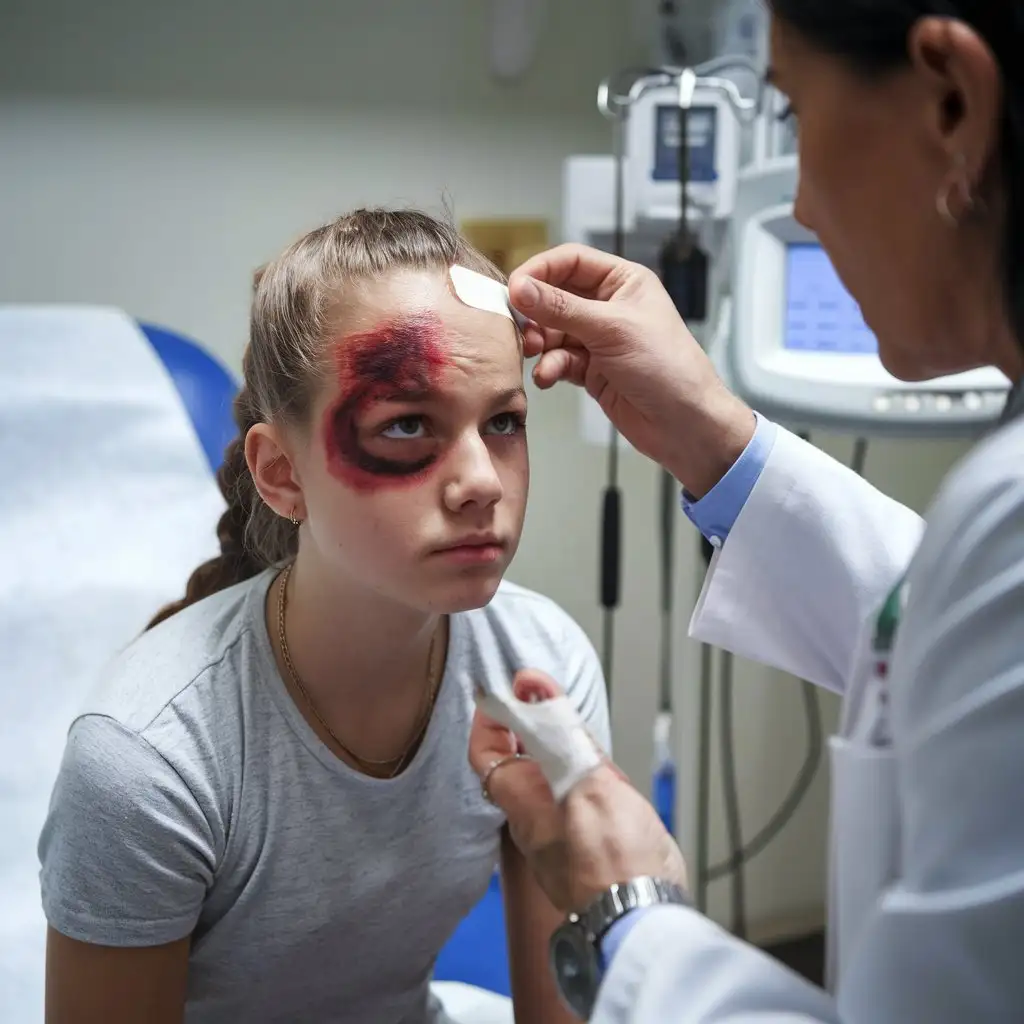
[267,548,445,722]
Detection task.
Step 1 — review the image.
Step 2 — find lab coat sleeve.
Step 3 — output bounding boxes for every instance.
[690,426,924,693]
[594,905,839,1023]
[836,425,1024,1022]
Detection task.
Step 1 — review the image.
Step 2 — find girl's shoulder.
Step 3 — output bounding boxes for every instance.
[82,570,275,736]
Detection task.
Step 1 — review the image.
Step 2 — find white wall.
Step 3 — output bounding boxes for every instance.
[0,0,641,362]
[0,0,974,943]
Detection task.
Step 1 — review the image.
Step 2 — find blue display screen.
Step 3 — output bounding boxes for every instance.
[653,104,718,184]
[784,244,878,354]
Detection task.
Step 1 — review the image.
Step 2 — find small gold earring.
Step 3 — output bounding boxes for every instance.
[288,509,301,527]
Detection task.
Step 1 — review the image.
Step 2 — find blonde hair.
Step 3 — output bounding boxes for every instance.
[148,208,503,628]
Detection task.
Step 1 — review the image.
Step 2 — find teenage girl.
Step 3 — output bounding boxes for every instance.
[39,209,609,1024]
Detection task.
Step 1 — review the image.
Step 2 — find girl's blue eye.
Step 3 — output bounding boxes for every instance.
[381,417,426,439]
[486,413,524,436]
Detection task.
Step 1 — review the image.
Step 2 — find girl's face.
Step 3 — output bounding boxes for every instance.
[289,268,529,614]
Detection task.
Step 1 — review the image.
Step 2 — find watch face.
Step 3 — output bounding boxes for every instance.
[550,925,598,1019]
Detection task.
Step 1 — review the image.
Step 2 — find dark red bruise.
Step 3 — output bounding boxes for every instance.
[323,313,448,491]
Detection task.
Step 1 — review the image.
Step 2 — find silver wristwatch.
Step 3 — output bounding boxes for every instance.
[549,876,690,1019]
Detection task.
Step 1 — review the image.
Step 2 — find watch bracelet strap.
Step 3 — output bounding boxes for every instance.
[576,876,691,945]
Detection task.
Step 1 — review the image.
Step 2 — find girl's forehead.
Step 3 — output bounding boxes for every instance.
[313,309,521,419]
[340,267,517,334]
[332,270,521,370]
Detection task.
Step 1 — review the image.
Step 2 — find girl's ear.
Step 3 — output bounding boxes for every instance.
[245,423,307,522]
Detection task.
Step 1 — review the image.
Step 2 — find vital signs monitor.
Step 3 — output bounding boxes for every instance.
[625,79,741,224]
[720,158,1011,437]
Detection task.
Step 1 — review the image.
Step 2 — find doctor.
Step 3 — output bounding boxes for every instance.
[469,1,1024,1020]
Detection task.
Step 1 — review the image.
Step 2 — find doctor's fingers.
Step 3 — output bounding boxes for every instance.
[532,346,590,391]
[511,243,638,303]
[520,322,563,359]
[510,274,615,347]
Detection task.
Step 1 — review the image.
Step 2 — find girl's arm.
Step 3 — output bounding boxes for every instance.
[40,717,217,1023]
[501,831,577,1024]
[500,597,614,1020]
[46,929,189,1024]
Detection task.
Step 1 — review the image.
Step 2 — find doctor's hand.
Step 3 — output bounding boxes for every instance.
[469,670,688,913]
[511,243,754,498]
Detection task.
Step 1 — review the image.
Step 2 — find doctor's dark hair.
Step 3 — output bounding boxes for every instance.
[147,208,503,629]
[769,0,1024,355]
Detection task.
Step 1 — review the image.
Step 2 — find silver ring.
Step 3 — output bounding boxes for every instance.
[481,752,531,804]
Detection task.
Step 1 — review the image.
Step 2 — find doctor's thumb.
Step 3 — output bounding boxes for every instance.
[509,276,607,340]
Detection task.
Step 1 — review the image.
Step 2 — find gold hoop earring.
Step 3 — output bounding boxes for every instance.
[288,509,301,527]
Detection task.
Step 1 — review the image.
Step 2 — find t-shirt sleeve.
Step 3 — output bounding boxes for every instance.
[39,714,217,947]
[558,614,613,756]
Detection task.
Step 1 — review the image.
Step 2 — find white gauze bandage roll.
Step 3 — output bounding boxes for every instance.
[474,687,606,802]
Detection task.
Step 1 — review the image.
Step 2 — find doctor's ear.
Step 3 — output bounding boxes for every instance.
[907,17,1002,185]
[245,423,307,524]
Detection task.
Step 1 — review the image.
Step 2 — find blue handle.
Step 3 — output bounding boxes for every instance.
[653,761,676,836]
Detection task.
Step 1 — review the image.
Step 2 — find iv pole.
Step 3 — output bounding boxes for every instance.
[593,59,760,697]
[592,66,771,933]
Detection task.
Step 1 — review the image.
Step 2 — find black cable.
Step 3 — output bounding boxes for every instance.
[658,468,676,714]
[600,445,620,690]
[598,116,628,693]
[694,534,715,914]
[706,434,871,879]
[702,434,871,911]
[677,85,691,244]
[601,611,615,690]
[706,430,820,894]
[851,436,868,477]
[719,650,747,939]
[707,676,822,881]
[695,638,713,914]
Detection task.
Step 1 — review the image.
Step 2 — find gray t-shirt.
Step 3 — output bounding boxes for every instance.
[38,570,609,1023]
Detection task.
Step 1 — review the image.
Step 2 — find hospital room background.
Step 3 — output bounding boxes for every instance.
[1,0,978,1018]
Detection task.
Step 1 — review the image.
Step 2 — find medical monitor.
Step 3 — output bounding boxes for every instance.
[626,83,741,224]
[724,159,1010,437]
[783,244,878,356]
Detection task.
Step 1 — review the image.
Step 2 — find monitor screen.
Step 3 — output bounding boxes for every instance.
[653,104,718,184]
[784,243,878,355]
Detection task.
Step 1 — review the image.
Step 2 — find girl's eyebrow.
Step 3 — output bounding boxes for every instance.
[488,386,527,408]
[373,387,436,403]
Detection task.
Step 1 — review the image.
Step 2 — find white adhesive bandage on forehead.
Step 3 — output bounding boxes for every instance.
[449,265,528,330]
[474,688,605,803]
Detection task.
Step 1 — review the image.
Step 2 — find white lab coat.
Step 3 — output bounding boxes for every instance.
[594,400,1024,1023]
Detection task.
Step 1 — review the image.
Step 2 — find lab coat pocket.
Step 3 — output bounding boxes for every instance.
[827,736,899,989]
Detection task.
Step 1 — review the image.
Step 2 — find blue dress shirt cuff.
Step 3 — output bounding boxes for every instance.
[598,909,649,975]
[681,413,777,547]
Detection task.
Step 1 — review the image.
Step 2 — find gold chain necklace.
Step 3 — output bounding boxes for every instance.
[275,563,442,779]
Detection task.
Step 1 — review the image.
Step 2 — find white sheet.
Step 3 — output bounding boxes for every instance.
[0,306,226,1021]
[432,981,515,1024]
